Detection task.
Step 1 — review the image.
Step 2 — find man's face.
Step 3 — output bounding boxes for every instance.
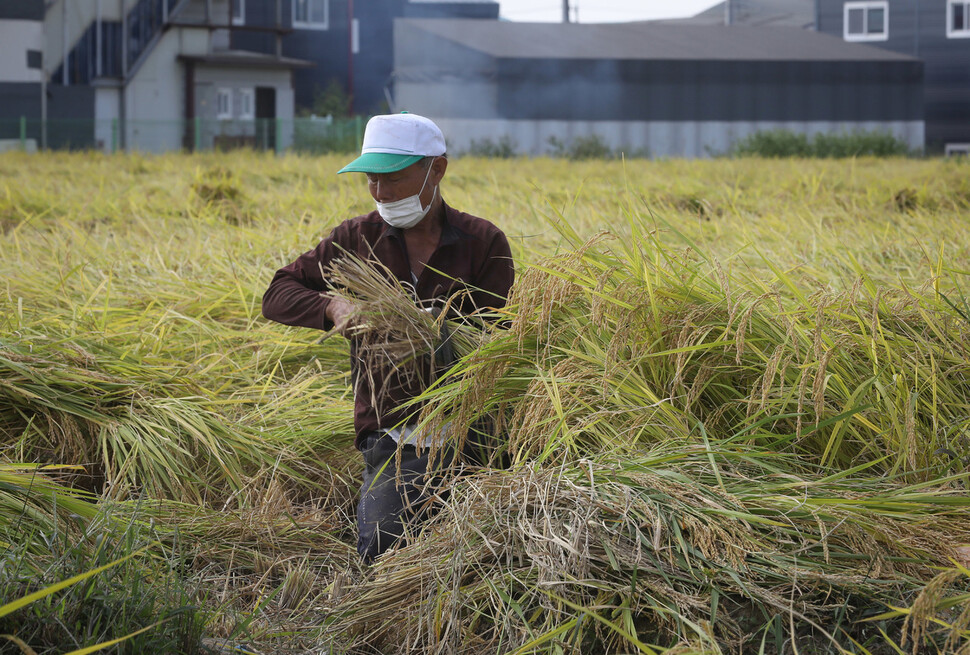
[365,158,440,206]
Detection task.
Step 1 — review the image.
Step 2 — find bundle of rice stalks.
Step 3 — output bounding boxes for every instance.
[126,489,358,626]
[0,338,272,502]
[415,215,970,479]
[321,450,970,654]
[874,566,970,654]
[306,212,970,653]
[0,464,98,560]
[230,367,358,504]
[323,253,500,387]
[190,165,254,226]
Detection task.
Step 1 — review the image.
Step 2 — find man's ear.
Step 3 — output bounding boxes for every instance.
[431,156,448,185]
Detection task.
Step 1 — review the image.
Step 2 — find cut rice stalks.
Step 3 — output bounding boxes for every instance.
[322,451,970,654]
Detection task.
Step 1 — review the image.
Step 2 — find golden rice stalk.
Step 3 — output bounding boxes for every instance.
[0,464,99,560]
[322,253,496,389]
[321,453,970,654]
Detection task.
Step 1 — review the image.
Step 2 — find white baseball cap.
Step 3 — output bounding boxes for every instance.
[338,112,446,174]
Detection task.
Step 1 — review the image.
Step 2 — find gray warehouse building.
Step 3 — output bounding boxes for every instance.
[815,0,970,155]
[0,0,308,153]
[393,19,924,157]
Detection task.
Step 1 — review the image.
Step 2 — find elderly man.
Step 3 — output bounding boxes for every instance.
[261,113,514,563]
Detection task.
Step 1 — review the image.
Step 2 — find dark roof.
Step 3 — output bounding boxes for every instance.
[399,19,917,62]
[177,50,313,68]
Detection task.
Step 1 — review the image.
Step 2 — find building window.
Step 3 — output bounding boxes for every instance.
[26,50,43,70]
[239,88,254,120]
[216,88,233,119]
[844,1,888,41]
[232,0,245,25]
[293,0,328,29]
[352,18,360,54]
[948,1,970,37]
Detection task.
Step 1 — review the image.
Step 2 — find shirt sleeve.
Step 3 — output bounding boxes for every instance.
[261,222,351,331]
[468,228,515,316]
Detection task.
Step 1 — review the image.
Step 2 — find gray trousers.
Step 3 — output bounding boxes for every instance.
[355,425,505,563]
[356,432,441,563]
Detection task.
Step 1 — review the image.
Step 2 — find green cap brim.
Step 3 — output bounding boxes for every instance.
[337,152,424,174]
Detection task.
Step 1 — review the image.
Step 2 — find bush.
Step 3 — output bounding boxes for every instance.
[465,135,518,158]
[547,134,616,160]
[732,129,912,158]
[300,79,351,119]
[732,130,812,157]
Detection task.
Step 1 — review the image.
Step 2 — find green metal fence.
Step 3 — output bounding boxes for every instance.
[0,116,366,155]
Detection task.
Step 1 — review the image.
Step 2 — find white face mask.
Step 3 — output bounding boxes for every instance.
[375,158,438,229]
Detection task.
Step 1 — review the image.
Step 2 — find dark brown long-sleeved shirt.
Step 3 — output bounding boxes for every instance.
[261,202,514,449]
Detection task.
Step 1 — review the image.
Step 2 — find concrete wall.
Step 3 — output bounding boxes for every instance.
[277,87,295,148]
[432,118,926,158]
[194,67,294,109]
[94,85,121,151]
[177,0,232,23]
[122,25,208,151]
[193,65,296,149]
[0,83,41,142]
[393,19,497,115]
[0,19,44,82]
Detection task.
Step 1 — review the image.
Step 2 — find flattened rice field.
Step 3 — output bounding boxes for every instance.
[1,151,969,654]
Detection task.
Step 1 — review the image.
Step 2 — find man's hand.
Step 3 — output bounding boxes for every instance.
[325,296,358,336]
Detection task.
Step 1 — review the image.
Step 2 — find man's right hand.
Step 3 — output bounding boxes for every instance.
[325,296,358,336]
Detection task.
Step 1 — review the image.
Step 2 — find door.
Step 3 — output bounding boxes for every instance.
[255,87,276,151]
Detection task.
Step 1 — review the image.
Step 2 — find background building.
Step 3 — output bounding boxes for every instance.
[662,0,816,28]
[815,0,970,154]
[4,0,963,156]
[0,2,45,151]
[231,0,500,114]
[393,19,924,157]
[0,0,308,152]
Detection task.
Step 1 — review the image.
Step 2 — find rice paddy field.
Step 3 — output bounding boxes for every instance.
[1,150,970,654]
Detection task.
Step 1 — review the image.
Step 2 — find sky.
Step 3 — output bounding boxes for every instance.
[497,0,724,23]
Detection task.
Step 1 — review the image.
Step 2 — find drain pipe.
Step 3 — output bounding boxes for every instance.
[62,0,68,85]
[41,52,47,149]
[119,0,126,150]
[96,0,102,77]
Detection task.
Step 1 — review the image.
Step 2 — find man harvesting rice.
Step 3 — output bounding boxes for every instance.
[262,113,514,563]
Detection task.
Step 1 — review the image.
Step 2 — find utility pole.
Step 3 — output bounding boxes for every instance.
[62,0,68,85]
[348,0,354,114]
[562,0,569,23]
[275,0,282,57]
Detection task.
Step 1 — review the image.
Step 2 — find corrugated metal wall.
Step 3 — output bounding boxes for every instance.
[817,0,970,152]
[494,59,923,122]
[394,25,925,157]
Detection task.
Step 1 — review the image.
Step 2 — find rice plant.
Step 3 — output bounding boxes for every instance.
[3,151,970,653]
